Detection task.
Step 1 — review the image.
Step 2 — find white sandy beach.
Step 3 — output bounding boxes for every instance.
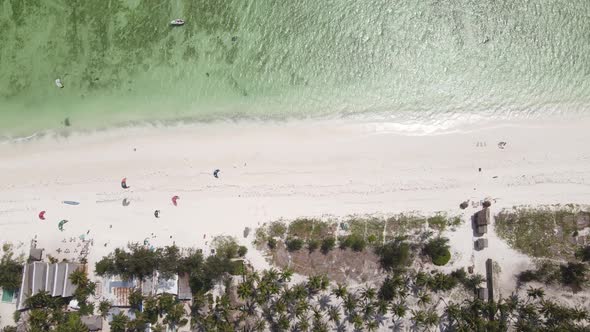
[1,117,590,326]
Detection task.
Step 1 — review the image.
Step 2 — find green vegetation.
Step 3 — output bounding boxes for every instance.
[285,238,304,252]
[576,245,590,262]
[0,244,23,291]
[339,234,366,252]
[320,238,336,254]
[423,237,452,266]
[518,260,589,292]
[96,237,245,295]
[427,214,462,232]
[495,207,588,259]
[267,238,277,250]
[69,268,96,316]
[269,221,287,238]
[307,239,319,253]
[375,237,411,271]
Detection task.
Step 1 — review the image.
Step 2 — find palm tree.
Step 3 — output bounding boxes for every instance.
[390,301,407,325]
[526,287,545,300]
[327,305,341,326]
[417,291,431,307]
[424,309,439,329]
[411,309,427,329]
[98,300,111,318]
[366,319,379,331]
[351,312,364,330]
[55,314,87,332]
[295,299,310,318]
[277,314,290,331]
[110,312,129,332]
[361,286,377,303]
[332,283,348,299]
[280,268,294,283]
[68,268,87,286]
[296,315,311,332]
[343,293,358,317]
[164,303,189,330]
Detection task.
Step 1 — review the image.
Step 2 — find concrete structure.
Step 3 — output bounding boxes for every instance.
[81,315,103,331]
[17,262,83,310]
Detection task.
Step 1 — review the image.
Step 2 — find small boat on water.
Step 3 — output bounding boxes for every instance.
[170,19,185,26]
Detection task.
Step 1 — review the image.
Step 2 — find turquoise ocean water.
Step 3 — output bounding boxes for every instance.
[1,0,589,138]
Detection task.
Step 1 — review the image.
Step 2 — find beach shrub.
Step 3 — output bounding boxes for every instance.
[2,326,17,332]
[376,238,411,271]
[0,247,23,291]
[286,238,304,252]
[423,237,451,266]
[269,221,287,238]
[321,238,335,254]
[267,238,277,250]
[367,234,377,244]
[238,246,248,257]
[307,239,320,253]
[212,236,240,259]
[560,262,588,291]
[340,234,366,252]
[576,246,590,262]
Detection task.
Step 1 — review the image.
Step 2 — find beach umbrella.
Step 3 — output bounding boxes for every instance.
[172,195,179,206]
[58,220,69,231]
[121,177,130,189]
[38,211,46,220]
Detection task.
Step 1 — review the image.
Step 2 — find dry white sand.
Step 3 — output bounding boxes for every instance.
[1,117,590,326]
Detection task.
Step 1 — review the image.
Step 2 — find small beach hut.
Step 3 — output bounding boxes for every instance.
[475,238,488,250]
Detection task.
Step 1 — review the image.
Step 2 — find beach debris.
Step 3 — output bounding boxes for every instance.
[122,198,130,206]
[172,195,180,206]
[154,210,161,218]
[58,220,69,231]
[55,78,64,88]
[62,201,80,205]
[213,169,220,178]
[170,19,185,26]
[482,37,490,44]
[498,141,507,149]
[121,177,130,189]
[64,117,71,127]
[459,201,469,210]
[492,176,498,179]
[38,211,46,220]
